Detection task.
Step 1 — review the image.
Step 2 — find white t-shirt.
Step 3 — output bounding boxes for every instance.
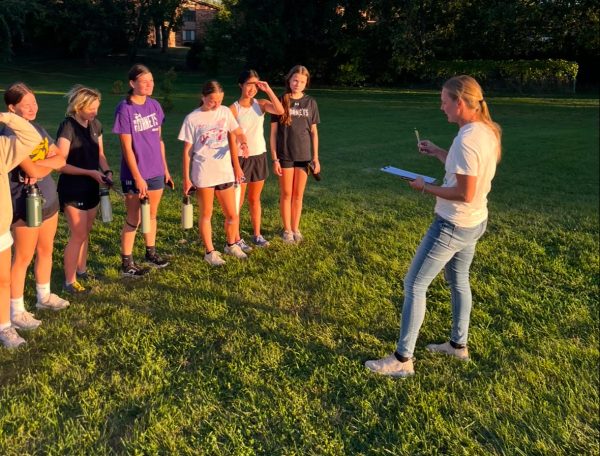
[233,100,266,157]
[435,122,499,227]
[178,106,240,188]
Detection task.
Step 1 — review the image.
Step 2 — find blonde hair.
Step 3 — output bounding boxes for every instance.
[443,75,502,162]
[280,65,311,127]
[65,85,101,116]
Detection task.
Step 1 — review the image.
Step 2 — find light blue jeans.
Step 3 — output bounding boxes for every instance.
[396,215,487,358]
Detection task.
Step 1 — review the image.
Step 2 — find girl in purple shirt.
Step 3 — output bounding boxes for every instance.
[113,64,173,277]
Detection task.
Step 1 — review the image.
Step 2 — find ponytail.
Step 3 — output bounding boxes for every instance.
[443,75,502,163]
[279,65,310,127]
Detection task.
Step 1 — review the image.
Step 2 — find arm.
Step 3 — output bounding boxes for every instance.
[229,131,244,183]
[410,173,477,203]
[18,153,66,179]
[182,141,193,195]
[56,137,105,183]
[256,81,284,115]
[270,121,282,176]
[158,127,174,189]
[119,133,148,197]
[0,112,42,171]
[310,124,320,174]
[97,135,113,183]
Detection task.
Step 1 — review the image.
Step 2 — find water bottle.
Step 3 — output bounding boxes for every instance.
[26,184,43,227]
[99,187,113,223]
[181,194,193,230]
[140,197,151,234]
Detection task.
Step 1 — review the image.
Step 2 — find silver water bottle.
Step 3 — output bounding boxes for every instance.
[99,187,113,223]
[26,184,43,227]
[181,194,193,230]
[140,197,151,234]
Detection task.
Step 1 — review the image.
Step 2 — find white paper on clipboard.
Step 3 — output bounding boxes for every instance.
[381,166,437,184]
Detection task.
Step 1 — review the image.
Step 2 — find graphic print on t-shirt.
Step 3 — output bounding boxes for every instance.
[290,102,309,118]
[133,112,160,133]
[198,119,228,160]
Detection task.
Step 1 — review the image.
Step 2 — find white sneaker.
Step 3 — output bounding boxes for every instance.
[0,326,26,349]
[204,250,226,266]
[365,354,415,378]
[236,239,253,254]
[11,311,42,330]
[36,293,70,311]
[293,231,304,243]
[426,341,470,361]
[281,230,295,244]
[224,243,248,260]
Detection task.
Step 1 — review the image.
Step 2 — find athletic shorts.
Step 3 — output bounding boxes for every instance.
[59,193,100,212]
[239,153,268,182]
[121,175,165,194]
[280,160,310,170]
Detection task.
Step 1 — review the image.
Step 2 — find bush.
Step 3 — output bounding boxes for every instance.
[111,80,124,95]
[186,39,205,70]
[419,59,579,92]
[159,67,177,113]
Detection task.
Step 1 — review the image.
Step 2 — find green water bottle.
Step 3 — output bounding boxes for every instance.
[26,184,43,227]
[140,197,151,234]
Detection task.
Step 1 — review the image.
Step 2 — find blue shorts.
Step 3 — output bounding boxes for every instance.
[121,175,165,194]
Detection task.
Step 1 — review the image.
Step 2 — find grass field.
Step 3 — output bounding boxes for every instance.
[0,58,598,455]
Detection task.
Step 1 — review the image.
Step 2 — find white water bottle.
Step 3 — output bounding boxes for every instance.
[141,197,151,234]
[100,187,113,223]
[181,194,193,230]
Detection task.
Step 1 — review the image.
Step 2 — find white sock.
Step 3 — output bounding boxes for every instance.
[0,322,11,331]
[11,297,26,317]
[36,282,51,302]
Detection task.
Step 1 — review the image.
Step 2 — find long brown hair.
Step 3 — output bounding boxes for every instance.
[279,65,310,126]
[126,64,151,104]
[4,82,34,107]
[199,80,223,107]
[443,75,502,162]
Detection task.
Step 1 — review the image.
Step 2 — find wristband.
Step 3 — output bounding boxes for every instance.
[272,158,280,162]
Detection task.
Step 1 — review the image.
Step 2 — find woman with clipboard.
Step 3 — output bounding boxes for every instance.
[366,75,502,378]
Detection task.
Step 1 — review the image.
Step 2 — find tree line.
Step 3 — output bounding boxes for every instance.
[2,0,598,86]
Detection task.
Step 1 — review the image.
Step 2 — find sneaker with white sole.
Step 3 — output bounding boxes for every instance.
[12,311,42,330]
[121,262,150,278]
[0,326,26,349]
[365,354,415,378]
[36,293,70,311]
[292,231,304,243]
[224,243,248,259]
[145,252,169,268]
[252,234,270,247]
[63,280,90,295]
[426,341,469,361]
[204,250,226,266]
[281,230,295,244]
[236,239,253,254]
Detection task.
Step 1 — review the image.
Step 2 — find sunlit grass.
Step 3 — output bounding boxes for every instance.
[0,58,598,455]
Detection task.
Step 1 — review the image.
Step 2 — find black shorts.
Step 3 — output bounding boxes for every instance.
[239,153,268,182]
[121,175,165,194]
[59,193,100,211]
[280,160,310,171]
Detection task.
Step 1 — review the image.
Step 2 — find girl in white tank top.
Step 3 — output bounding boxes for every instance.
[229,70,284,248]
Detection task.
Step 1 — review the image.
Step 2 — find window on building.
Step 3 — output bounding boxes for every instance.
[183,30,196,42]
[183,10,196,22]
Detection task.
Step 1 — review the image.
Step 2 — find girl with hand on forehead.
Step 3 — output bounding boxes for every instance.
[270,65,320,244]
[179,80,250,266]
[230,69,284,249]
[113,64,173,277]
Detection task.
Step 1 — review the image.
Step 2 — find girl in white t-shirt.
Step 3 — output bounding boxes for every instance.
[179,81,250,266]
[230,70,284,249]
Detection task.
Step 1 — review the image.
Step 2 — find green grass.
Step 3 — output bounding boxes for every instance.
[0,58,598,455]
